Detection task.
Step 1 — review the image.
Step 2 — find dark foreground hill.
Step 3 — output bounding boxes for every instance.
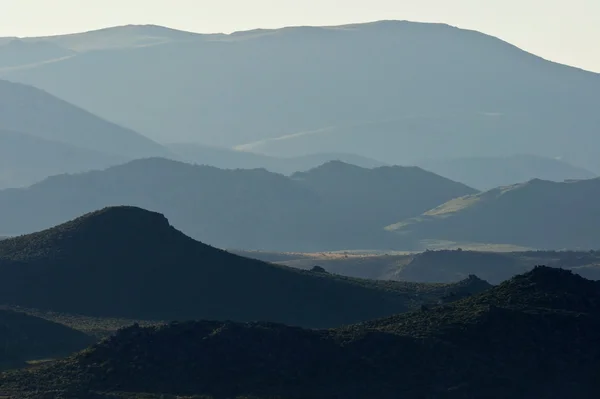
[0,206,487,327]
[0,309,92,370]
[388,177,600,250]
[3,267,599,398]
[0,158,475,250]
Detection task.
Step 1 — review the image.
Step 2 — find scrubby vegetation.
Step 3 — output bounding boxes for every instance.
[2,267,598,398]
[0,207,487,328]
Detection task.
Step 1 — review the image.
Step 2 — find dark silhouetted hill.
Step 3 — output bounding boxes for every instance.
[0,129,123,189]
[388,177,600,250]
[418,154,596,190]
[0,79,169,159]
[3,267,598,398]
[0,206,485,327]
[0,309,92,370]
[0,158,474,251]
[5,21,599,170]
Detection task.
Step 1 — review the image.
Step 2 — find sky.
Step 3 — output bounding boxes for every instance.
[1,0,599,72]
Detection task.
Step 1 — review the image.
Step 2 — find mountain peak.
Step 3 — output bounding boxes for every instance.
[65,205,170,230]
[475,265,600,313]
[519,265,586,287]
[0,206,176,262]
[45,205,171,236]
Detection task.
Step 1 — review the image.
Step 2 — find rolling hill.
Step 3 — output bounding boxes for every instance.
[166,142,387,175]
[292,161,476,240]
[16,24,214,52]
[0,79,168,159]
[2,21,600,171]
[0,206,488,327]
[0,129,123,189]
[0,309,92,370]
[387,177,600,250]
[0,158,475,251]
[3,267,598,398]
[0,39,74,69]
[417,154,596,190]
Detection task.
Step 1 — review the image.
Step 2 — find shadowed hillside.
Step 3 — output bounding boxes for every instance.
[0,309,92,370]
[0,206,487,327]
[3,267,598,398]
[388,177,600,250]
[292,161,476,241]
[2,21,599,171]
[0,158,474,251]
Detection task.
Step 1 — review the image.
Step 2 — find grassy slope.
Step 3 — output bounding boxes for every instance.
[388,177,600,249]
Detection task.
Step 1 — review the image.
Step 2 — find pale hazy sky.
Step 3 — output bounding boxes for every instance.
[1,0,599,72]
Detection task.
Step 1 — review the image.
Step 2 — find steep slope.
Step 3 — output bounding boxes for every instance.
[3,267,599,398]
[166,142,387,174]
[0,79,168,159]
[417,154,597,190]
[0,129,123,189]
[0,206,485,327]
[0,158,472,251]
[0,309,92,370]
[3,21,599,170]
[388,177,600,249]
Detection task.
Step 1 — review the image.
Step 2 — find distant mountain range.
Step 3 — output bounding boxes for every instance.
[388,177,600,250]
[417,154,596,190]
[0,79,168,159]
[0,129,123,189]
[0,206,487,326]
[0,78,171,188]
[4,267,599,398]
[0,158,475,251]
[166,142,387,175]
[2,21,599,171]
